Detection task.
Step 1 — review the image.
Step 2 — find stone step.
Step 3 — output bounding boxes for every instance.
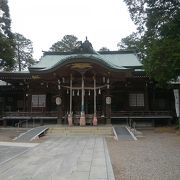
[47,126,113,137]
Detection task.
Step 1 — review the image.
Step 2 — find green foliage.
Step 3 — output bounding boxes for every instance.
[122,0,180,85]
[0,2,35,71]
[99,47,110,51]
[0,34,15,70]
[14,33,35,71]
[50,35,79,52]
[0,0,12,37]
[0,0,15,70]
[117,32,141,51]
[143,38,180,85]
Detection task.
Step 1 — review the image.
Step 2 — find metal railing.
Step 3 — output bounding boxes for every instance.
[15,119,29,128]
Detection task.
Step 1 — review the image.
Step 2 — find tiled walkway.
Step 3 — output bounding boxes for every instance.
[0,137,115,180]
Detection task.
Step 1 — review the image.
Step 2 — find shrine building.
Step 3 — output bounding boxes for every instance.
[0,39,175,127]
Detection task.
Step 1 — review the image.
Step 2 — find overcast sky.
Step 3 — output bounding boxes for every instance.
[8,0,136,60]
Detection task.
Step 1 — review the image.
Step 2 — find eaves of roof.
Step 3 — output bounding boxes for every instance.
[29,54,129,74]
[0,71,31,79]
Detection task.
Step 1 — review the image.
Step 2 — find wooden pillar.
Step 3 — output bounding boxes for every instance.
[80,73,86,126]
[56,96,62,124]
[152,84,156,110]
[94,76,96,116]
[81,74,84,113]
[106,78,111,124]
[93,75,97,125]
[68,74,73,126]
[3,119,7,127]
[70,74,72,114]
[105,96,111,124]
[23,91,26,111]
[40,118,44,126]
[145,83,149,111]
[57,106,62,124]
[27,93,31,113]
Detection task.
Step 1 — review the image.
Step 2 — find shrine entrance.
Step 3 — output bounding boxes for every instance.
[61,68,108,126]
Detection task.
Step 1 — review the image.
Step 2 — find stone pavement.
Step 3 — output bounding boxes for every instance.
[0,137,115,180]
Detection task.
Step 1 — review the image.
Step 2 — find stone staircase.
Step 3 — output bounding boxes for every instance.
[47,125,114,137]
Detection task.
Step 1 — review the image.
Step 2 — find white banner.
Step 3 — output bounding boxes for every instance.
[174,89,180,117]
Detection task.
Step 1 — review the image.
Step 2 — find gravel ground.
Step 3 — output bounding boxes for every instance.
[106,129,180,180]
[0,128,27,141]
[1,127,180,180]
[0,128,48,143]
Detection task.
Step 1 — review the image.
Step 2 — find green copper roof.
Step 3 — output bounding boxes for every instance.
[30,51,142,72]
[100,52,142,68]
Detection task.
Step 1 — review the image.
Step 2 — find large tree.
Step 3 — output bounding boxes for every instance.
[117,32,141,51]
[50,35,79,52]
[0,0,15,70]
[14,33,35,71]
[122,0,180,85]
[99,47,110,51]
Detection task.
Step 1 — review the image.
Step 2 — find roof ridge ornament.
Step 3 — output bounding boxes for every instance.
[73,37,98,54]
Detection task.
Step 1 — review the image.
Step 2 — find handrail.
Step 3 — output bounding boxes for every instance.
[15,119,29,128]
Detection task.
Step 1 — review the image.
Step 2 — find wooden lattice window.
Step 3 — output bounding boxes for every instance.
[32,95,46,107]
[129,93,144,107]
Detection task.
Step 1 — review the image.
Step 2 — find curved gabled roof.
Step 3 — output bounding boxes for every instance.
[29,51,142,73]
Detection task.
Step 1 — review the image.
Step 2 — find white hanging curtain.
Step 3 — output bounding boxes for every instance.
[174,89,180,117]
